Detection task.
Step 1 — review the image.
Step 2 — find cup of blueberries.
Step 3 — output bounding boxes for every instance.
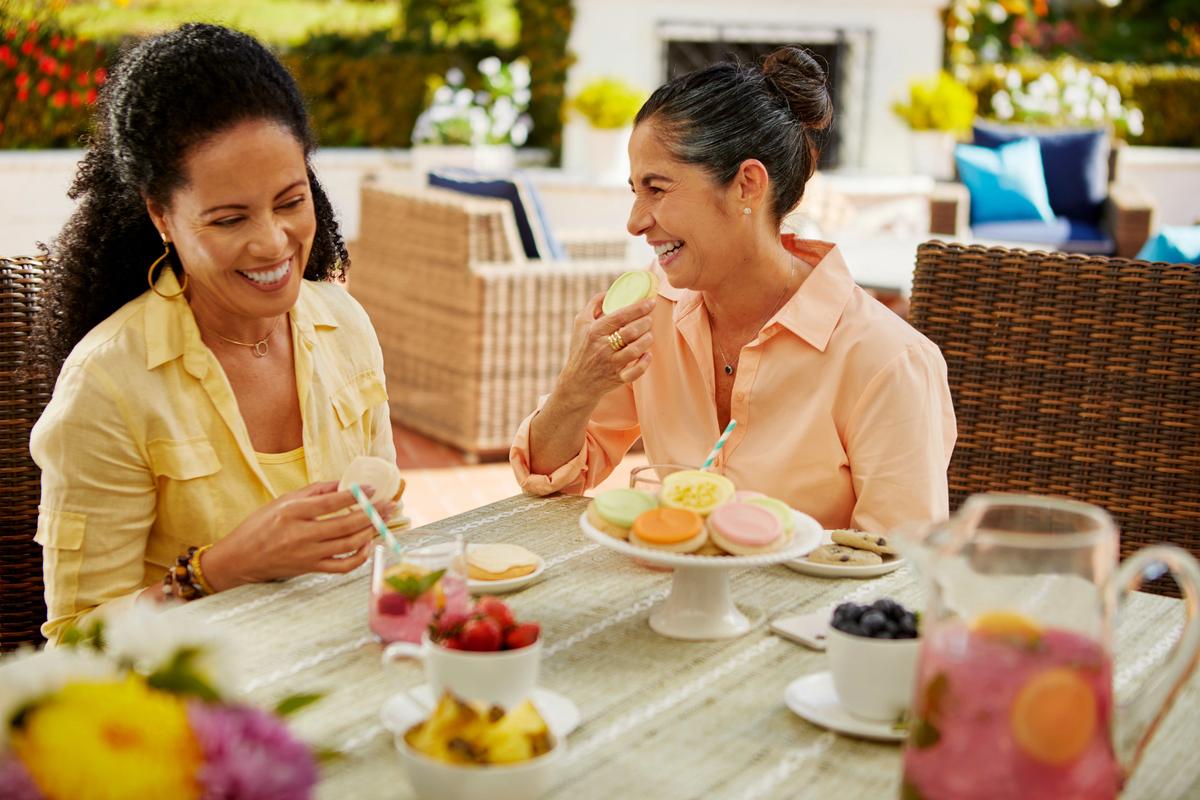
[826,598,921,722]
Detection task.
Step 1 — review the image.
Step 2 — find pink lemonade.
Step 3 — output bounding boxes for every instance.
[902,622,1119,800]
[369,564,469,644]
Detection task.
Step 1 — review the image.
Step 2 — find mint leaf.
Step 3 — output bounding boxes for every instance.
[386,568,446,600]
[910,717,941,749]
[901,778,927,800]
[145,646,220,702]
[275,693,324,717]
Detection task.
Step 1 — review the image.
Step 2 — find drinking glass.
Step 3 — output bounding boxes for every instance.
[369,533,470,644]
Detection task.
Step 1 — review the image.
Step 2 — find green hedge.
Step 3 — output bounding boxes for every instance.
[968,61,1200,148]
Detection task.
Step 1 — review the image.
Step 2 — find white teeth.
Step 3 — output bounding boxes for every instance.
[654,241,684,257]
[240,260,290,285]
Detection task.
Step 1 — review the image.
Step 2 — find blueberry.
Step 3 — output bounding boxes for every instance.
[860,610,887,636]
[872,599,900,618]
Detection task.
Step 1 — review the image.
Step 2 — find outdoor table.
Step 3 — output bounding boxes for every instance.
[172,494,1200,799]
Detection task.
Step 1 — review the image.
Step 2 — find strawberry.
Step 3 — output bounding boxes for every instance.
[504,622,540,651]
[476,596,515,630]
[432,611,470,641]
[459,616,503,652]
[376,592,410,617]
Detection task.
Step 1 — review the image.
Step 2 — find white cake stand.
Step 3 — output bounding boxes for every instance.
[579,509,823,640]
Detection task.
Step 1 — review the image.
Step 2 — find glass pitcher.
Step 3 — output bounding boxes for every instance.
[897,493,1200,800]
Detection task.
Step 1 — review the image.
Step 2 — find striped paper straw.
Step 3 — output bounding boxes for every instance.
[349,483,402,555]
[700,420,737,471]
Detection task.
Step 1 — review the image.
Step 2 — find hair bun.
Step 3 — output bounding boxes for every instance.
[762,47,833,132]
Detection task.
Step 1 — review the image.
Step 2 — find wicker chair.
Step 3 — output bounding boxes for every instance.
[0,256,51,650]
[349,182,635,459]
[909,241,1200,595]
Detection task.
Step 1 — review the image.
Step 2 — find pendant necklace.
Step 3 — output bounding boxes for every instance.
[711,257,796,377]
[208,315,282,358]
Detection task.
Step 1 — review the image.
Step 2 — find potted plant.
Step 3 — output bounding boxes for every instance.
[411,56,533,176]
[569,77,646,184]
[892,72,977,180]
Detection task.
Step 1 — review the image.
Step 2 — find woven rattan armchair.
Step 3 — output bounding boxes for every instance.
[909,241,1200,596]
[349,183,636,459]
[1,256,51,650]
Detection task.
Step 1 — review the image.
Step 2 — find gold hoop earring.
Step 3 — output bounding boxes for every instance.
[148,239,188,298]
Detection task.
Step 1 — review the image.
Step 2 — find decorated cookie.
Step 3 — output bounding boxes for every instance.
[659,470,735,517]
[831,529,896,556]
[586,488,658,539]
[806,544,884,566]
[601,270,658,314]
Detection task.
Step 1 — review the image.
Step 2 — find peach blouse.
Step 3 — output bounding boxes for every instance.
[510,237,957,533]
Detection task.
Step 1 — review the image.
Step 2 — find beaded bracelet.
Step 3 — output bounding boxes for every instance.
[161,545,213,601]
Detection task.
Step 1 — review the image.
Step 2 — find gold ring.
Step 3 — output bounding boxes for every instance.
[607,331,625,351]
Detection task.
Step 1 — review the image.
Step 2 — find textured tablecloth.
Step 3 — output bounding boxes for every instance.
[171,495,1200,800]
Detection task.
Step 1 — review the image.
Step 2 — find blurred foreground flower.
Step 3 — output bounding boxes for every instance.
[413,57,533,147]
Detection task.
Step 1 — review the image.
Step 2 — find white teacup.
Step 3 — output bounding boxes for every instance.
[825,626,920,722]
[383,632,541,710]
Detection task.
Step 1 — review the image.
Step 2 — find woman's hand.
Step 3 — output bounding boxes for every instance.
[200,481,396,591]
[555,293,656,405]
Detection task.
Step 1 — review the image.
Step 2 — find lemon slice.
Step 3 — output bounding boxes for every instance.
[1011,667,1098,765]
[659,470,736,516]
[971,610,1043,647]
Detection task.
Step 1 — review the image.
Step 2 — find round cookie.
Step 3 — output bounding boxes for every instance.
[339,455,403,502]
[466,543,540,581]
[659,470,735,517]
[806,544,884,566]
[707,503,784,556]
[586,488,658,540]
[601,270,658,315]
[630,508,707,553]
[830,529,897,556]
[743,496,795,535]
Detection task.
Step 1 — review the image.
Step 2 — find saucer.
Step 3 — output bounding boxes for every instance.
[381,685,581,739]
[467,557,546,594]
[783,672,906,743]
[784,531,905,579]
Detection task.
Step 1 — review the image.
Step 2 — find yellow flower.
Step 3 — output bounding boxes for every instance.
[12,678,202,800]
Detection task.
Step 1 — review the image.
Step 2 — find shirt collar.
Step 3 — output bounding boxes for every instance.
[654,236,855,353]
[144,272,339,370]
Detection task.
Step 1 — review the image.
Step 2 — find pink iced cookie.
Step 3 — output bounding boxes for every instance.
[707,502,783,555]
[733,490,766,502]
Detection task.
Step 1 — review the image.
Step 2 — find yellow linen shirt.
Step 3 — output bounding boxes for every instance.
[30,271,396,642]
[510,238,957,534]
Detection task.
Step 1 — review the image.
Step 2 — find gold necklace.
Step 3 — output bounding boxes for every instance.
[711,257,796,376]
[207,315,282,358]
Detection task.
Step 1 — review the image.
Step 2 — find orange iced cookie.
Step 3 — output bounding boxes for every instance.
[629,508,707,553]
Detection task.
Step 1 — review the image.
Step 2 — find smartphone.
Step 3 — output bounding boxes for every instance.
[769,608,832,650]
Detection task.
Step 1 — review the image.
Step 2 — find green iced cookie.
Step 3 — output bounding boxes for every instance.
[602,271,656,315]
[745,496,795,533]
[594,488,658,527]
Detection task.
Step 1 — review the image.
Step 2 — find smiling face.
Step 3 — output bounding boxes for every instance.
[147,118,315,327]
[626,122,753,292]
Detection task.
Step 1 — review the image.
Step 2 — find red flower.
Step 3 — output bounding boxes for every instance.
[5,29,17,42]
[51,89,67,108]
[0,120,5,135]
[94,67,107,85]
[15,71,28,88]
[59,63,70,80]
[0,45,10,61]
[17,86,29,102]
[36,78,49,96]
[64,37,75,52]
[28,21,39,33]
[85,87,96,104]
[20,40,33,55]
[50,35,60,49]
[70,91,81,107]
[76,71,89,86]
[41,57,57,74]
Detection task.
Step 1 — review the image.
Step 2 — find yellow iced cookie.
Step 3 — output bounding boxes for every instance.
[659,469,735,517]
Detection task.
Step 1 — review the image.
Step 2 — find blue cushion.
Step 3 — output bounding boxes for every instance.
[973,218,1114,255]
[955,138,1057,225]
[972,122,1109,224]
[427,170,565,260]
[1136,226,1200,264]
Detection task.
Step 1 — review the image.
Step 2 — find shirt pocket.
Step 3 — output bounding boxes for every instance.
[331,370,388,430]
[34,508,87,550]
[146,437,222,544]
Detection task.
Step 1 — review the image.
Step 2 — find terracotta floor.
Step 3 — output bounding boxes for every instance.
[391,422,648,528]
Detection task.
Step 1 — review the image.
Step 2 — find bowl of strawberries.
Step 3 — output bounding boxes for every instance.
[383,596,542,710]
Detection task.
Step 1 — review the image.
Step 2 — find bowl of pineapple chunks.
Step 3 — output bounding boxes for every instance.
[399,691,563,800]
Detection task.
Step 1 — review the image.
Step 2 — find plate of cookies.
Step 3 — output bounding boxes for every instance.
[465,543,545,594]
[784,529,904,578]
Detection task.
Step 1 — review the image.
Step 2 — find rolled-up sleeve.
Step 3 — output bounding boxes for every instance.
[30,362,156,642]
[844,341,957,533]
[509,383,641,496]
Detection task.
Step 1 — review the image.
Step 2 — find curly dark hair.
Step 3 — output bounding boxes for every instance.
[27,23,348,382]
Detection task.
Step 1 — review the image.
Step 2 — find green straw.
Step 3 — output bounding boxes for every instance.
[349,482,402,556]
[701,420,737,471]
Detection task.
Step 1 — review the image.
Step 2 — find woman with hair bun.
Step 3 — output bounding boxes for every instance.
[29,23,398,641]
[512,47,956,533]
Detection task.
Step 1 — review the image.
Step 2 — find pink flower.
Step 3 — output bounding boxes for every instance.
[187,702,318,800]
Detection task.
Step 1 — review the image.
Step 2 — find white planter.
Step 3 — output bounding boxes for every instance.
[582,126,632,186]
[908,130,958,181]
[411,144,515,177]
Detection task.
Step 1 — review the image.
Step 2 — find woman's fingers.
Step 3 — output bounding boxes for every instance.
[318,501,397,539]
[592,298,656,336]
[290,480,341,499]
[291,486,380,519]
[618,352,653,383]
[613,331,654,365]
[315,543,372,574]
[319,525,377,560]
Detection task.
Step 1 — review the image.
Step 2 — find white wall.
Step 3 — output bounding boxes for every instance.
[565,0,949,174]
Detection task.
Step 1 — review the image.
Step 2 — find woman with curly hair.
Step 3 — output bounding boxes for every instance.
[28,23,398,642]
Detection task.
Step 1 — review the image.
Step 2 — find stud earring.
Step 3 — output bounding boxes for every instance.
[743,207,752,216]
